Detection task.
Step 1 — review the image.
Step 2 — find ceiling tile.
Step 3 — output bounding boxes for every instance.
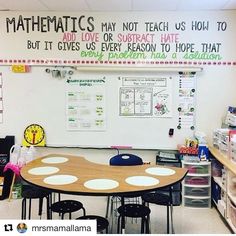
[0,2,8,10]
[177,0,229,11]
[86,0,132,11]
[132,0,179,11]
[0,0,236,12]
[223,0,236,9]
[0,0,48,11]
[40,0,89,11]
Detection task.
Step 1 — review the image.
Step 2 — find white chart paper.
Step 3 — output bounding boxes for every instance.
[66,77,106,131]
[119,77,172,117]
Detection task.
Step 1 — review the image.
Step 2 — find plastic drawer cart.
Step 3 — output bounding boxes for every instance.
[182,161,211,208]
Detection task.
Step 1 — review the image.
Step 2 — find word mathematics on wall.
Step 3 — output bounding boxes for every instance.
[1,12,235,65]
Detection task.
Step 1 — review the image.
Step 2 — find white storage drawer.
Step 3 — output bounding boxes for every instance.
[184,197,210,208]
[183,163,209,174]
[184,175,210,185]
[182,160,211,208]
[184,186,210,197]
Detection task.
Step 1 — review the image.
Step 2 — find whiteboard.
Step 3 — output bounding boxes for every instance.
[0,66,196,149]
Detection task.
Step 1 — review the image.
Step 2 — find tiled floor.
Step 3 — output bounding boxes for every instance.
[0,194,232,234]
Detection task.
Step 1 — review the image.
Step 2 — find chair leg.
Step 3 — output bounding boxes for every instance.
[120,197,126,234]
[58,193,61,218]
[82,207,86,216]
[110,197,115,233]
[141,216,150,234]
[167,204,170,234]
[141,217,145,234]
[21,198,26,219]
[148,213,151,234]
[169,186,175,234]
[170,203,174,234]
[38,197,43,219]
[46,194,52,219]
[105,196,110,218]
[146,215,150,234]
[117,215,121,234]
[28,199,32,220]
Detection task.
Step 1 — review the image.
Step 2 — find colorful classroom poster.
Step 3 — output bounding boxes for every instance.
[119,77,172,117]
[66,77,106,131]
[0,74,3,123]
[177,72,196,130]
[1,12,236,67]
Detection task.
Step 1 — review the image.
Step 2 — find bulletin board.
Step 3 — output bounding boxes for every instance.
[0,66,197,149]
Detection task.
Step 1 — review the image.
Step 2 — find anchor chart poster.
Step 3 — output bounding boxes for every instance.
[119,77,172,117]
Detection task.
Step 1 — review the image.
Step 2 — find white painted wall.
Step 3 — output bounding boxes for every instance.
[31,64,236,163]
[195,66,236,144]
[1,11,236,161]
[35,146,157,164]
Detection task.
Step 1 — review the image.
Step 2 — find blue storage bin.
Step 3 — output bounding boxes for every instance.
[211,179,221,203]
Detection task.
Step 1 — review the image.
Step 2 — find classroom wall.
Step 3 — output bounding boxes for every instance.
[1,64,235,163]
[196,66,236,145]
[35,146,157,164]
[1,10,236,160]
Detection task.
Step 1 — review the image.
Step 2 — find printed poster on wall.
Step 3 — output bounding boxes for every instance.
[66,77,106,131]
[177,72,196,130]
[0,12,236,66]
[119,77,172,117]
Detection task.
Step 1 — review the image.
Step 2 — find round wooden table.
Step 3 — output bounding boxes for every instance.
[20,153,187,196]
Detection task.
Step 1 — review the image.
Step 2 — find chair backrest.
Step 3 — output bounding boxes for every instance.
[0,169,14,200]
[109,153,143,166]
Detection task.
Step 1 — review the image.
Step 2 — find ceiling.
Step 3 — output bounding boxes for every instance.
[0,0,236,12]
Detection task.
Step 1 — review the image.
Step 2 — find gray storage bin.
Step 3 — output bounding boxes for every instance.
[184,186,210,197]
[184,197,210,208]
[184,176,210,185]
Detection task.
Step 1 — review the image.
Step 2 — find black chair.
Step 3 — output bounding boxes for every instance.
[107,153,144,218]
[117,203,151,234]
[142,187,174,234]
[0,169,14,200]
[50,199,86,219]
[109,153,143,166]
[107,153,150,233]
[77,215,109,233]
[21,186,51,219]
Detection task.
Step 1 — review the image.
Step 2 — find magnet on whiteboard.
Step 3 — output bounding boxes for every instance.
[169,128,174,136]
